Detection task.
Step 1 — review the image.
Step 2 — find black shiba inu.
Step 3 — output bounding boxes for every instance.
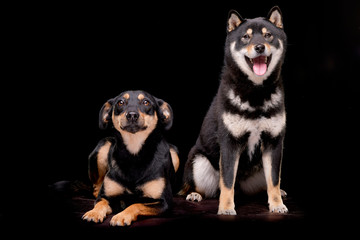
[180,6,288,214]
[82,90,179,226]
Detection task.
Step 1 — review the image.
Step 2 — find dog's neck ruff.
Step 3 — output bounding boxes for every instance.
[230,39,284,85]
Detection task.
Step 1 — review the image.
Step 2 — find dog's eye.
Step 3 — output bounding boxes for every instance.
[118,100,125,106]
[264,32,272,39]
[143,100,150,106]
[242,34,251,40]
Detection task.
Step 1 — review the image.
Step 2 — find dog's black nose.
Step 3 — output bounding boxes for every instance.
[254,44,265,53]
[126,111,139,122]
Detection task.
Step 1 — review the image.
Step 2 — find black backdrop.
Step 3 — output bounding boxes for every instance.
[10,0,359,227]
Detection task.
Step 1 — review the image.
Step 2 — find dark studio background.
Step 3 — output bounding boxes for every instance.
[4,0,359,234]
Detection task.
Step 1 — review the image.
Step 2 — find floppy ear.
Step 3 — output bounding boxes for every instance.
[268,6,283,29]
[227,10,244,33]
[99,98,115,130]
[155,98,173,131]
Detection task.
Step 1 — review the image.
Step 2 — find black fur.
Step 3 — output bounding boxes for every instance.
[181,7,289,214]
[83,90,179,226]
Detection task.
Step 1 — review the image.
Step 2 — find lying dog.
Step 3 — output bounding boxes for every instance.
[180,6,288,214]
[82,90,179,226]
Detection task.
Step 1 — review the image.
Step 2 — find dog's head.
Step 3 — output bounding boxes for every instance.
[99,90,173,134]
[226,6,287,85]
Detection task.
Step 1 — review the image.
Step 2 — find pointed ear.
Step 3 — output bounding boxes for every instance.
[268,6,283,29]
[227,10,244,33]
[99,98,114,130]
[155,98,173,131]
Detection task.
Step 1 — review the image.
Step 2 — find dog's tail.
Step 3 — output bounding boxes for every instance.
[48,180,93,198]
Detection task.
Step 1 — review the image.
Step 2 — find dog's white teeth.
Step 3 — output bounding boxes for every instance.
[264,57,268,64]
[250,58,253,64]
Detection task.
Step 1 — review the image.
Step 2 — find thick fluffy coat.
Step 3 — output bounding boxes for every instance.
[181,7,288,214]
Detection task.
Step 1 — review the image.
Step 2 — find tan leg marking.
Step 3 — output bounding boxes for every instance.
[262,151,288,213]
[82,198,112,223]
[92,141,111,198]
[103,176,125,197]
[170,147,180,172]
[217,156,238,215]
[110,203,160,226]
[218,180,236,215]
[140,178,165,199]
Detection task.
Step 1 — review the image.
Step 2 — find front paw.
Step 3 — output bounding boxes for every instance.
[217,208,237,215]
[269,203,288,213]
[82,209,106,223]
[110,212,135,227]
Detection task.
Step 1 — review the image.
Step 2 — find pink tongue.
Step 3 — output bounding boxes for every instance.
[253,56,267,76]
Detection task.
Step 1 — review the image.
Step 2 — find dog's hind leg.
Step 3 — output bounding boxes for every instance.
[88,138,113,198]
[187,154,219,201]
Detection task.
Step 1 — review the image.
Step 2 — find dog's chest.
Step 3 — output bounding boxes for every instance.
[222,88,285,155]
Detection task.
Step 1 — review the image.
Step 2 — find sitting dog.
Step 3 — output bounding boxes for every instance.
[180,7,288,214]
[82,90,179,226]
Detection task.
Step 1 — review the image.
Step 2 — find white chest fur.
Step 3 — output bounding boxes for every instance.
[222,111,286,156]
[223,88,285,156]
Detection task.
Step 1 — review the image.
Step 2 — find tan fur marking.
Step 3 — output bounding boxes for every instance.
[170,147,180,172]
[140,178,165,199]
[123,93,130,99]
[160,102,171,120]
[92,141,111,197]
[247,43,255,55]
[262,27,267,34]
[112,111,158,155]
[102,102,112,123]
[262,151,287,212]
[112,111,127,131]
[218,155,239,214]
[82,198,112,223]
[110,203,160,226]
[137,94,145,100]
[143,112,158,129]
[104,176,125,197]
[218,180,235,211]
[247,28,253,35]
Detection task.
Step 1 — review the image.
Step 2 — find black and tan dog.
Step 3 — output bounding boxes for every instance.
[82,90,179,226]
[180,7,288,214]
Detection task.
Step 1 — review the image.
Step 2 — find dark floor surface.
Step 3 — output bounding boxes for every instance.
[40,181,308,238]
[3,180,355,238]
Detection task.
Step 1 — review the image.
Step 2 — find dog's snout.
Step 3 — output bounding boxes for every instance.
[126,111,139,122]
[254,44,265,54]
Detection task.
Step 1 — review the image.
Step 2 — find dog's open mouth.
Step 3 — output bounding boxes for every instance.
[245,55,272,76]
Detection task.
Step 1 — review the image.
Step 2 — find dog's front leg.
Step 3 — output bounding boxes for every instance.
[262,140,288,213]
[218,142,240,215]
[82,198,112,223]
[110,201,166,226]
